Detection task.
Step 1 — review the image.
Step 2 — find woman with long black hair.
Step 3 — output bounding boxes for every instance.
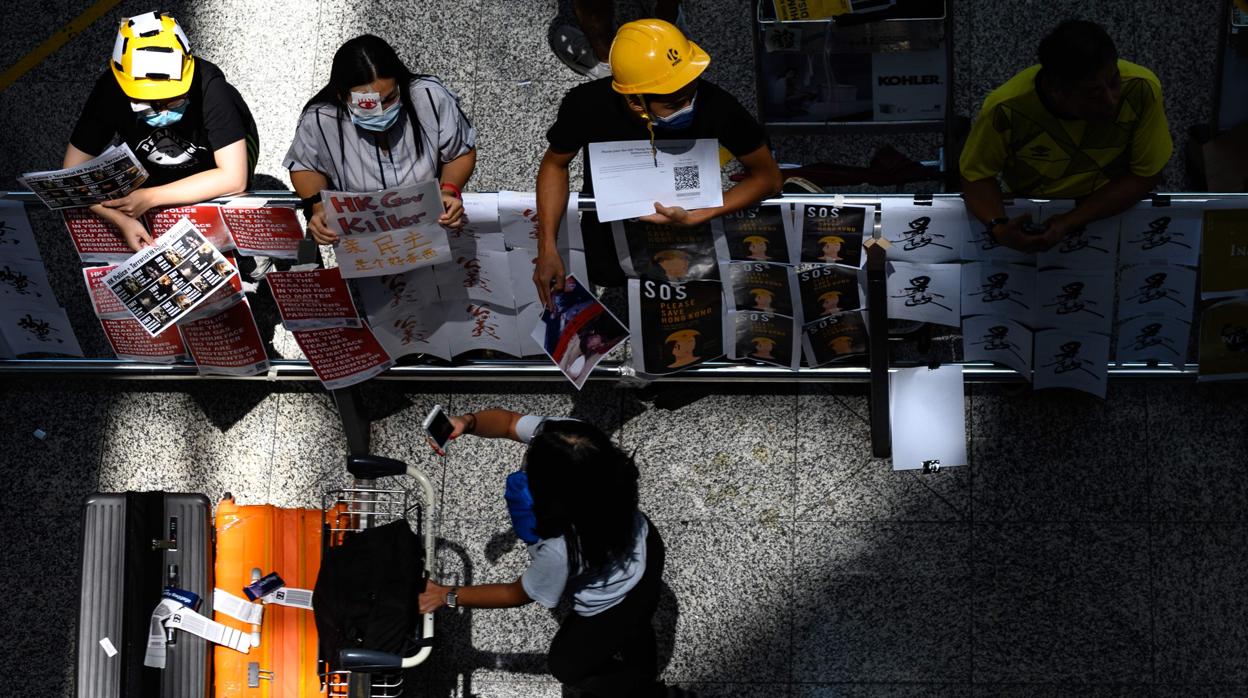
[419,411,667,697]
[285,35,476,244]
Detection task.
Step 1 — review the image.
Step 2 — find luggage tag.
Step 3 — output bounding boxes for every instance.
[214,588,264,625]
[243,571,284,601]
[165,607,253,654]
[143,587,201,669]
[263,586,315,610]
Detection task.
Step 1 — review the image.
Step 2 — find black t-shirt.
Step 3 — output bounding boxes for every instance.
[70,58,258,188]
[545,77,767,194]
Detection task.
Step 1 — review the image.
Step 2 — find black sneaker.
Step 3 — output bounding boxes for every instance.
[548,20,612,78]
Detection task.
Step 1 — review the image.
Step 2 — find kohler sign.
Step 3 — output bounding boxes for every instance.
[877,74,942,86]
[871,49,947,121]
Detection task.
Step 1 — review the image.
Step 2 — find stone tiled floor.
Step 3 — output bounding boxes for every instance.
[0,0,1243,696]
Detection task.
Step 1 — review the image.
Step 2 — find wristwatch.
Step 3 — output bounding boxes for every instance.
[445,586,459,609]
[986,216,1009,242]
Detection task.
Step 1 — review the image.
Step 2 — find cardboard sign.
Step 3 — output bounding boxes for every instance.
[179,299,270,376]
[293,325,393,390]
[100,317,187,362]
[266,268,361,331]
[62,207,133,262]
[146,205,234,251]
[220,205,304,259]
[322,181,451,278]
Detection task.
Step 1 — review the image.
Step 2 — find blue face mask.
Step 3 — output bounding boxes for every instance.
[652,94,697,130]
[350,100,402,132]
[142,100,189,128]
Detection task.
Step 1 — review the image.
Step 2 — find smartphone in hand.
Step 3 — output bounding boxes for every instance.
[423,404,455,453]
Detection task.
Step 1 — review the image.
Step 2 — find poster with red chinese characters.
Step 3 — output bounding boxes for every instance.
[266,267,362,330]
[221,204,304,258]
[145,204,234,251]
[293,325,394,390]
[82,265,129,318]
[444,300,522,357]
[321,181,451,278]
[100,316,187,363]
[179,298,270,376]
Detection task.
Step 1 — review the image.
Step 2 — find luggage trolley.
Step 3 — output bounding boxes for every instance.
[320,455,437,697]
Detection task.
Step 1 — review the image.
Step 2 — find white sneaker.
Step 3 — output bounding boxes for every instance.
[585,61,612,79]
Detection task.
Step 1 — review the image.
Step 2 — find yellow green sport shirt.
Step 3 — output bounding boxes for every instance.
[960,59,1172,199]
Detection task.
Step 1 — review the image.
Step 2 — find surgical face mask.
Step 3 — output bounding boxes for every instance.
[348,90,402,132]
[651,94,697,130]
[137,98,189,128]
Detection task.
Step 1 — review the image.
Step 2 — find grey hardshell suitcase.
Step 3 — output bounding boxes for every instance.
[76,492,213,698]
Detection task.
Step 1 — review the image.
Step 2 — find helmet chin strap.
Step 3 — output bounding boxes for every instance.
[628,95,659,167]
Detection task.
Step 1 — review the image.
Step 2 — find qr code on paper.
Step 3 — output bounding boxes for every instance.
[673,166,700,192]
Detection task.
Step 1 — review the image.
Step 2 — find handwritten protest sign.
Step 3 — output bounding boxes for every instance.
[321,181,450,278]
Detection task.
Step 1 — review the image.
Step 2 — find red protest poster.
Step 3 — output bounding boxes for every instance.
[100,316,187,363]
[145,205,234,251]
[180,299,270,376]
[293,325,393,390]
[266,267,361,330]
[82,265,129,318]
[221,206,304,258]
[62,208,132,262]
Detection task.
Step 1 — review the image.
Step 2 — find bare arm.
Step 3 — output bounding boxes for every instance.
[641,144,784,227]
[63,143,153,250]
[419,577,533,613]
[961,175,1045,253]
[1058,172,1159,229]
[291,169,338,245]
[438,148,477,228]
[534,147,578,308]
[101,139,249,218]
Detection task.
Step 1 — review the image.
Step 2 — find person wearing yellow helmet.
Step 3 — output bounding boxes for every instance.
[962,20,1171,253]
[533,19,782,307]
[63,11,258,252]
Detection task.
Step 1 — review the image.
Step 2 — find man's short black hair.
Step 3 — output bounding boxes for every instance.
[1038,20,1118,83]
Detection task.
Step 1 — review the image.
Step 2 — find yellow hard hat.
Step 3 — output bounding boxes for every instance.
[653,248,691,262]
[111,12,194,101]
[819,291,842,301]
[752,336,776,346]
[610,19,710,95]
[665,329,701,343]
[750,288,774,297]
[819,235,845,244]
[743,235,769,244]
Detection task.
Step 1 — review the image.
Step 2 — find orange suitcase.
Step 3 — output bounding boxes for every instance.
[214,496,325,697]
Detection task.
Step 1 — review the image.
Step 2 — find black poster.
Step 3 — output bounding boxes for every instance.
[614,219,721,282]
[802,310,869,367]
[629,279,724,374]
[717,204,792,264]
[797,264,862,320]
[732,311,798,370]
[726,262,796,317]
[796,204,869,267]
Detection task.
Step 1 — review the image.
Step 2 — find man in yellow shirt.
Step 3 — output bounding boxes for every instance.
[961,20,1172,252]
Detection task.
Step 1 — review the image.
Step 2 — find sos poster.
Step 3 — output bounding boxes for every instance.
[796,263,863,321]
[627,278,724,375]
[713,204,794,264]
[613,219,726,282]
[802,310,869,367]
[730,311,799,370]
[724,261,798,317]
[792,203,870,268]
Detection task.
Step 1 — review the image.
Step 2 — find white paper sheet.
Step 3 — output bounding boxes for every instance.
[878,198,968,263]
[1114,313,1190,365]
[961,201,1038,263]
[444,300,522,357]
[0,303,83,357]
[1032,328,1110,398]
[1116,263,1197,321]
[1034,267,1114,334]
[0,200,39,262]
[0,258,57,308]
[434,248,514,305]
[885,261,961,327]
[1118,205,1202,267]
[321,181,451,277]
[962,314,1033,377]
[960,262,1036,326]
[1035,205,1119,270]
[366,300,451,361]
[889,365,966,471]
[587,138,723,222]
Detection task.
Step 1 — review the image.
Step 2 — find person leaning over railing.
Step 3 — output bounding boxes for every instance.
[532,19,783,308]
[284,35,477,245]
[960,19,1173,253]
[62,11,259,252]
[419,410,669,697]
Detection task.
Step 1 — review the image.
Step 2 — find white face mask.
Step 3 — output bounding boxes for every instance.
[347,91,384,117]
